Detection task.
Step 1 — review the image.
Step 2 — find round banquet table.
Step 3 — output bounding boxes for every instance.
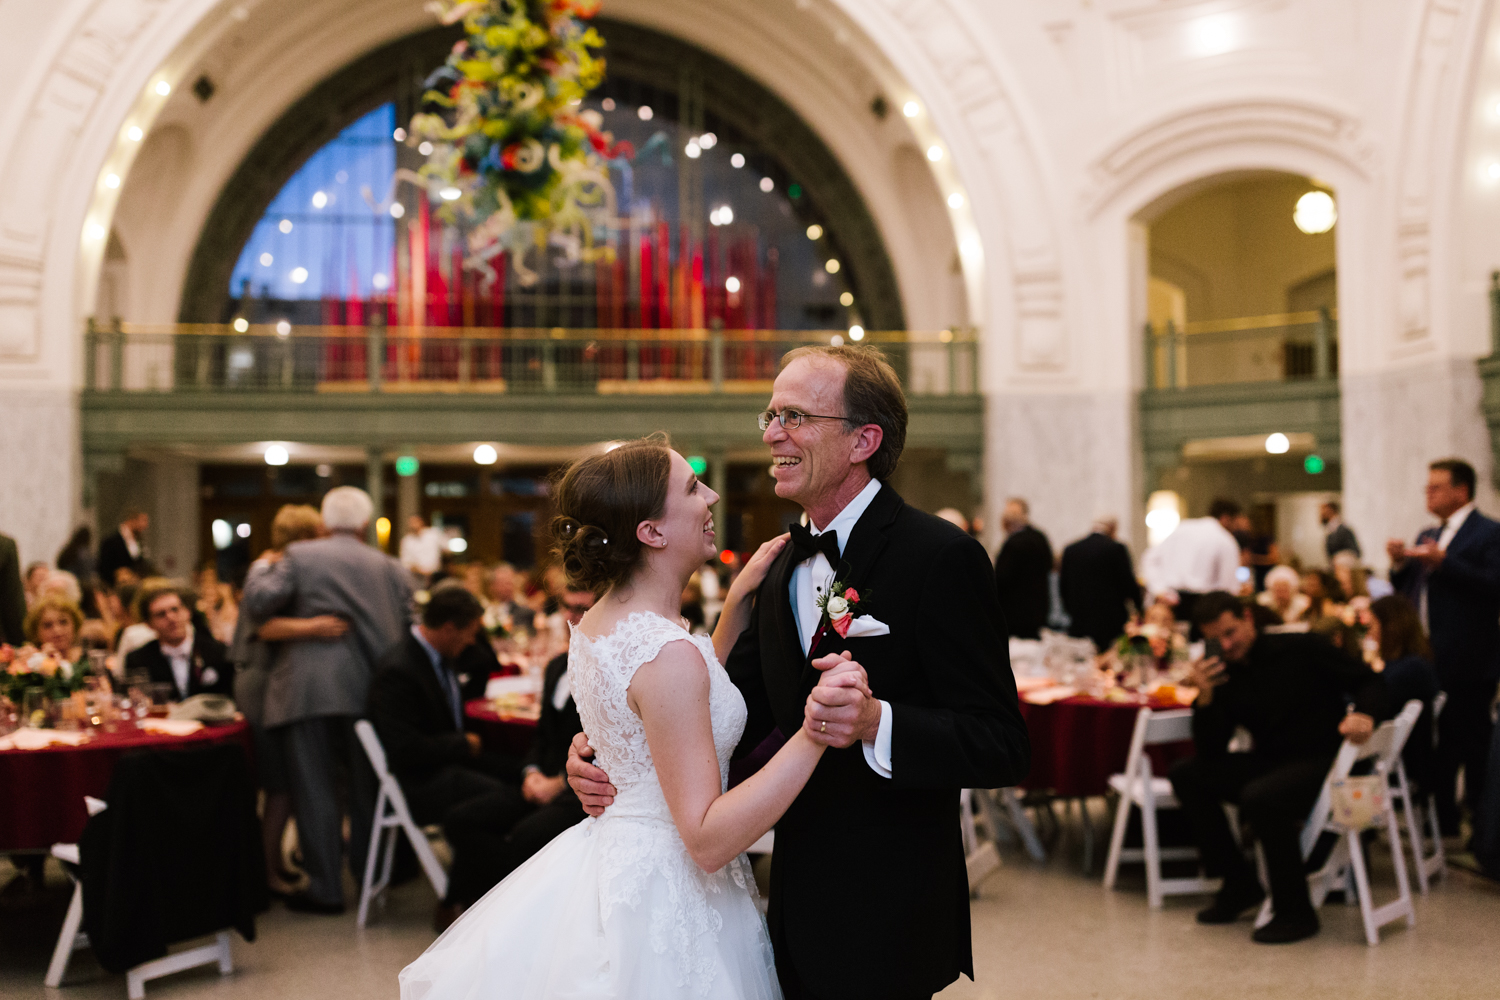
[1018,694,1195,799]
[465,700,538,757]
[0,719,254,853]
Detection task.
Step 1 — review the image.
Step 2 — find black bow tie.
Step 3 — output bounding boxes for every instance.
[789,522,840,565]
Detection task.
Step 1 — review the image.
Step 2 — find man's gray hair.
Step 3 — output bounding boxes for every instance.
[321,486,374,533]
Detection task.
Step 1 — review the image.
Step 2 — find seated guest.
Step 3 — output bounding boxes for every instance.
[125,584,234,700]
[1171,591,1387,944]
[1300,569,1344,621]
[367,586,516,926]
[1257,565,1310,624]
[22,560,50,609]
[1368,595,1441,801]
[482,562,534,635]
[438,586,594,927]
[24,595,85,663]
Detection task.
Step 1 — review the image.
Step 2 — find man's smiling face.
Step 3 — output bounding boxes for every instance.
[763,356,854,513]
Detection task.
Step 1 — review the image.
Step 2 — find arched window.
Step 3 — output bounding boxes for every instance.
[203,23,901,333]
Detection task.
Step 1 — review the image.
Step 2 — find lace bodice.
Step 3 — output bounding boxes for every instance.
[568,611,759,995]
[570,611,747,821]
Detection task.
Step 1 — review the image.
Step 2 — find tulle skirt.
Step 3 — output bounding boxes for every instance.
[399,816,782,1000]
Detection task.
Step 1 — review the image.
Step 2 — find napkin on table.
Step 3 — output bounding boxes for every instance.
[138,718,204,736]
[0,727,89,750]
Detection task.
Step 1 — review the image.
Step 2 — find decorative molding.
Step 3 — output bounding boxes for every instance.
[0,0,169,360]
[880,0,1068,371]
[1393,0,1468,344]
[1083,96,1375,217]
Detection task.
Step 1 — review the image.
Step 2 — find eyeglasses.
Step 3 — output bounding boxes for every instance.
[757,408,847,431]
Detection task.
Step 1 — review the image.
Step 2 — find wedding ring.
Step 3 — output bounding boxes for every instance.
[820,720,827,733]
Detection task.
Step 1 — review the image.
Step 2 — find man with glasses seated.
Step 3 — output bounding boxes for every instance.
[433,585,595,929]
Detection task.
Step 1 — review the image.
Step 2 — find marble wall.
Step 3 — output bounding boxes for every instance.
[0,387,78,568]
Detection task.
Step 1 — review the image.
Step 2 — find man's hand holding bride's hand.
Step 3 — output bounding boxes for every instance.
[804,651,880,749]
[566,732,617,817]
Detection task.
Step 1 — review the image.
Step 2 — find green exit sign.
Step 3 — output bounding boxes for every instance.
[1304,454,1325,474]
[687,455,708,475]
[395,455,420,477]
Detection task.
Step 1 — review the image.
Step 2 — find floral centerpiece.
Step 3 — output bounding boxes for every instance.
[407,0,631,283]
[1112,621,1190,689]
[2,644,87,712]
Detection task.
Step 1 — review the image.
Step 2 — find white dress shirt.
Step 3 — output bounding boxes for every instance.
[160,625,194,699]
[400,528,446,576]
[1437,502,1475,552]
[1141,517,1243,596]
[120,524,141,560]
[787,478,893,779]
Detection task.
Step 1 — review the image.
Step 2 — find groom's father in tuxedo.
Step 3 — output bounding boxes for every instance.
[570,346,1030,1000]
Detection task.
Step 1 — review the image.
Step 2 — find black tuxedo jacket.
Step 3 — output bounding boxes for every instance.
[993,523,1053,639]
[725,483,1030,999]
[1391,510,1500,689]
[97,531,138,587]
[124,631,234,701]
[1059,532,1141,652]
[524,653,582,786]
[367,632,471,787]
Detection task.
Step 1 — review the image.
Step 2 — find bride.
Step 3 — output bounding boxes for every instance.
[401,438,861,999]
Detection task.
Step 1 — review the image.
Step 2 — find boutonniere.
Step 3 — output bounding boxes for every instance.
[816,580,869,639]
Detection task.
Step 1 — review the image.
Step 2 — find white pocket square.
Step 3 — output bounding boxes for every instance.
[843,615,890,638]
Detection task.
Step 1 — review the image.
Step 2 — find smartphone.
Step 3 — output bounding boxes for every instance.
[1203,637,1225,662]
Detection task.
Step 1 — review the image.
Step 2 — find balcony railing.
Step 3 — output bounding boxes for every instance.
[83,322,977,397]
[1143,308,1337,390]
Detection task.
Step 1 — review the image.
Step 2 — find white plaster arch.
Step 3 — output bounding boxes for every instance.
[0,0,1061,562]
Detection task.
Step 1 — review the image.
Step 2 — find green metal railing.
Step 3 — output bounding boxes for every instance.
[1143,308,1337,390]
[83,321,978,397]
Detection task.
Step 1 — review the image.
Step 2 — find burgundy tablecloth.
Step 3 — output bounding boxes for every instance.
[1019,696,1194,798]
[465,700,538,757]
[0,719,253,852]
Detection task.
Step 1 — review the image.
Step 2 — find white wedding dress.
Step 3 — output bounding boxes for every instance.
[400,611,783,1000]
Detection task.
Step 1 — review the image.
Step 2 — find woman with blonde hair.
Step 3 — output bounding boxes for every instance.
[233,503,349,895]
[24,595,85,663]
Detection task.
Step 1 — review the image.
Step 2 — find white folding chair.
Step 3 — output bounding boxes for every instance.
[47,796,234,998]
[1257,717,1417,946]
[354,719,450,928]
[1389,693,1447,893]
[1103,708,1216,908]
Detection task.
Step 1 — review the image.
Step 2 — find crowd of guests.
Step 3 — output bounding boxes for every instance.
[0,494,735,930]
[991,455,1500,940]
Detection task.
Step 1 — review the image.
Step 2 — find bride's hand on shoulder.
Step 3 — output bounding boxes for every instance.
[727,534,789,603]
[566,732,617,816]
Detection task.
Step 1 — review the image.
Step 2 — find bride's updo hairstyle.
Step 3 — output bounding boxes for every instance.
[551,438,673,594]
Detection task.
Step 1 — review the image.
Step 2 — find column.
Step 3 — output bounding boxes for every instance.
[709,451,727,552]
[366,447,385,548]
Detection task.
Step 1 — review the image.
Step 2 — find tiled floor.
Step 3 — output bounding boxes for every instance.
[3,833,1497,1000]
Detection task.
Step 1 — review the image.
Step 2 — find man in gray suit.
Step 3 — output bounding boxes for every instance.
[242,487,413,913]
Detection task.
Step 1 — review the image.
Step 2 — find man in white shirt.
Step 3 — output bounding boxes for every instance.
[399,515,446,581]
[1141,497,1245,632]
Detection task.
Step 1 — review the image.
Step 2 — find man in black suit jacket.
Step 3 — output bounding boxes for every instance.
[98,509,149,587]
[993,497,1054,639]
[571,346,1030,1000]
[124,585,233,699]
[0,532,25,645]
[1059,516,1142,652]
[1320,500,1360,562]
[441,587,593,917]
[1389,458,1500,835]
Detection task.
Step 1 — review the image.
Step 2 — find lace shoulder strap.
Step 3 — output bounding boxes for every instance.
[605,611,700,686]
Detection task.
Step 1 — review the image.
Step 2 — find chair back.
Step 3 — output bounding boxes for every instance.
[1121,707,1193,779]
[355,720,391,782]
[1386,700,1424,767]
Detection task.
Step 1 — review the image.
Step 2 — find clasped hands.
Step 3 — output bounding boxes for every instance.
[565,653,882,818]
